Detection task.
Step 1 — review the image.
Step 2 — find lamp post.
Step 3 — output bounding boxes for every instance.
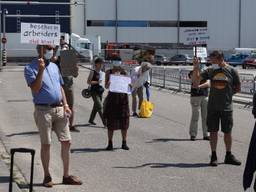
[2,8,8,66]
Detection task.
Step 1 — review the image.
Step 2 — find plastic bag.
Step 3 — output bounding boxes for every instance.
[139,100,154,118]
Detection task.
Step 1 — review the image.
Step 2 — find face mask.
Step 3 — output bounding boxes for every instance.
[212,63,220,69]
[44,50,53,60]
[112,61,122,67]
[199,64,205,70]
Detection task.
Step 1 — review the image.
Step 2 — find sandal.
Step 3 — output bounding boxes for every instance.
[63,175,82,185]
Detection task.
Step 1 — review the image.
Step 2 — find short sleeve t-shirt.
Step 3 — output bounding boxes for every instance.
[24,59,64,104]
[201,65,240,111]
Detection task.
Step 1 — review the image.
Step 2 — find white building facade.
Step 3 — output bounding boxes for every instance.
[71,0,256,50]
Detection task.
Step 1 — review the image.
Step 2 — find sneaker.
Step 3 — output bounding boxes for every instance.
[224,154,241,166]
[203,136,210,140]
[190,136,196,141]
[63,175,82,185]
[70,126,80,132]
[43,175,53,188]
[209,156,218,167]
[88,120,96,125]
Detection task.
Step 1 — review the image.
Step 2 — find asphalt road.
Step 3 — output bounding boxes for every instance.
[0,66,255,192]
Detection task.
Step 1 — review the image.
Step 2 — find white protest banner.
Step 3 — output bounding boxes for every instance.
[21,22,60,45]
[181,27,209,45]
[110,75,131,94]
[193,47,207,58]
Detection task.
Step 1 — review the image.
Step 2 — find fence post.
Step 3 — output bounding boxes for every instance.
[179,68,182,92]
[163,67,166,88]
[253,76,256,94]
[2,49,7,66]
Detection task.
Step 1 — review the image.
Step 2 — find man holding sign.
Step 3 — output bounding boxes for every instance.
[23,22,82,188]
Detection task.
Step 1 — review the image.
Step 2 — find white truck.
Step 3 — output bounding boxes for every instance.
[70,33,101,62]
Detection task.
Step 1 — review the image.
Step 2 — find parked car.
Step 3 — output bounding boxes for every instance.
[154,54,169,65]
[169,54,193,65]
[242,54,256,69]
[225,53,249,67]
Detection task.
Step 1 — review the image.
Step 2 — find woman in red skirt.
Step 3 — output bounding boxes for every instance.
[103,61,130,150]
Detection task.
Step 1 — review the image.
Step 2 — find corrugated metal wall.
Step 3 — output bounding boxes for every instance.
[1,0,70,33]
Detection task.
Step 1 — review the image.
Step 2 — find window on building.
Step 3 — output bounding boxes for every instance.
[55,10,60,24]
[16,10,21,32]
[149,21,177,27]
[87,20,115,26]
[117,21,148,27]
[179,21,207,27]
[87,20,207,28]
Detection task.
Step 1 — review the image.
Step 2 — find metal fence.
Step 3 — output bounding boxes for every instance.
[150,67,256,95]
[99,62,256,95]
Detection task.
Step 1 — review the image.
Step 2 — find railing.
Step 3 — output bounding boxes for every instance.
[150,67,256,95]
[100,63,256,95]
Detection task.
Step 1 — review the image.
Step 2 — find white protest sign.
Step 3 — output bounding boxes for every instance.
[110,75,131,94]
[21,22,60,45]
[193,46,207,58]
[181,27,209,45]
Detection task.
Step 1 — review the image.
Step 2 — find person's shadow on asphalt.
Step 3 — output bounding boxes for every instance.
[113,162,212,169]
[73,123,105,129]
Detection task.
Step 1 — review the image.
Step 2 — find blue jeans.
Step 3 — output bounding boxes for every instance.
[144,82,150,101]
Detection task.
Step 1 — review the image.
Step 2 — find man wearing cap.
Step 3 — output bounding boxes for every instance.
[24,45,82,187]
[193,50,241,166]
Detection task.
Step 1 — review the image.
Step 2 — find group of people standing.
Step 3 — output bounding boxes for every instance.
[86,52,154,150]
[24,35,153,187]
[24,39,248,189]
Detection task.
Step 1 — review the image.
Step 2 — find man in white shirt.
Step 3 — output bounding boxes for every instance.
[131,62,152,117]
[131,65,144,117]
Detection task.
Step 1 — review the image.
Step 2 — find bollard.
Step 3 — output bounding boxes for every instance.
[2,49,7,66]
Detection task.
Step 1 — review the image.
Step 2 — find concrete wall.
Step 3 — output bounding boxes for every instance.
[241,0,256,48]
[180,0,240,50]
[4,0,256,57]
[117,0,178,20]
[70,0,256,50]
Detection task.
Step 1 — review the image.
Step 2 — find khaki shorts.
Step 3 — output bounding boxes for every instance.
[34,105,71,144]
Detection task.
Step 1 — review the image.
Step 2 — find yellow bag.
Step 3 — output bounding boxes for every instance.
[139,100,154,118]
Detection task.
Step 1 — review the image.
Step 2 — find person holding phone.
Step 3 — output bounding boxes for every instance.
[192,50,241,167]
[24,45,82,187]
